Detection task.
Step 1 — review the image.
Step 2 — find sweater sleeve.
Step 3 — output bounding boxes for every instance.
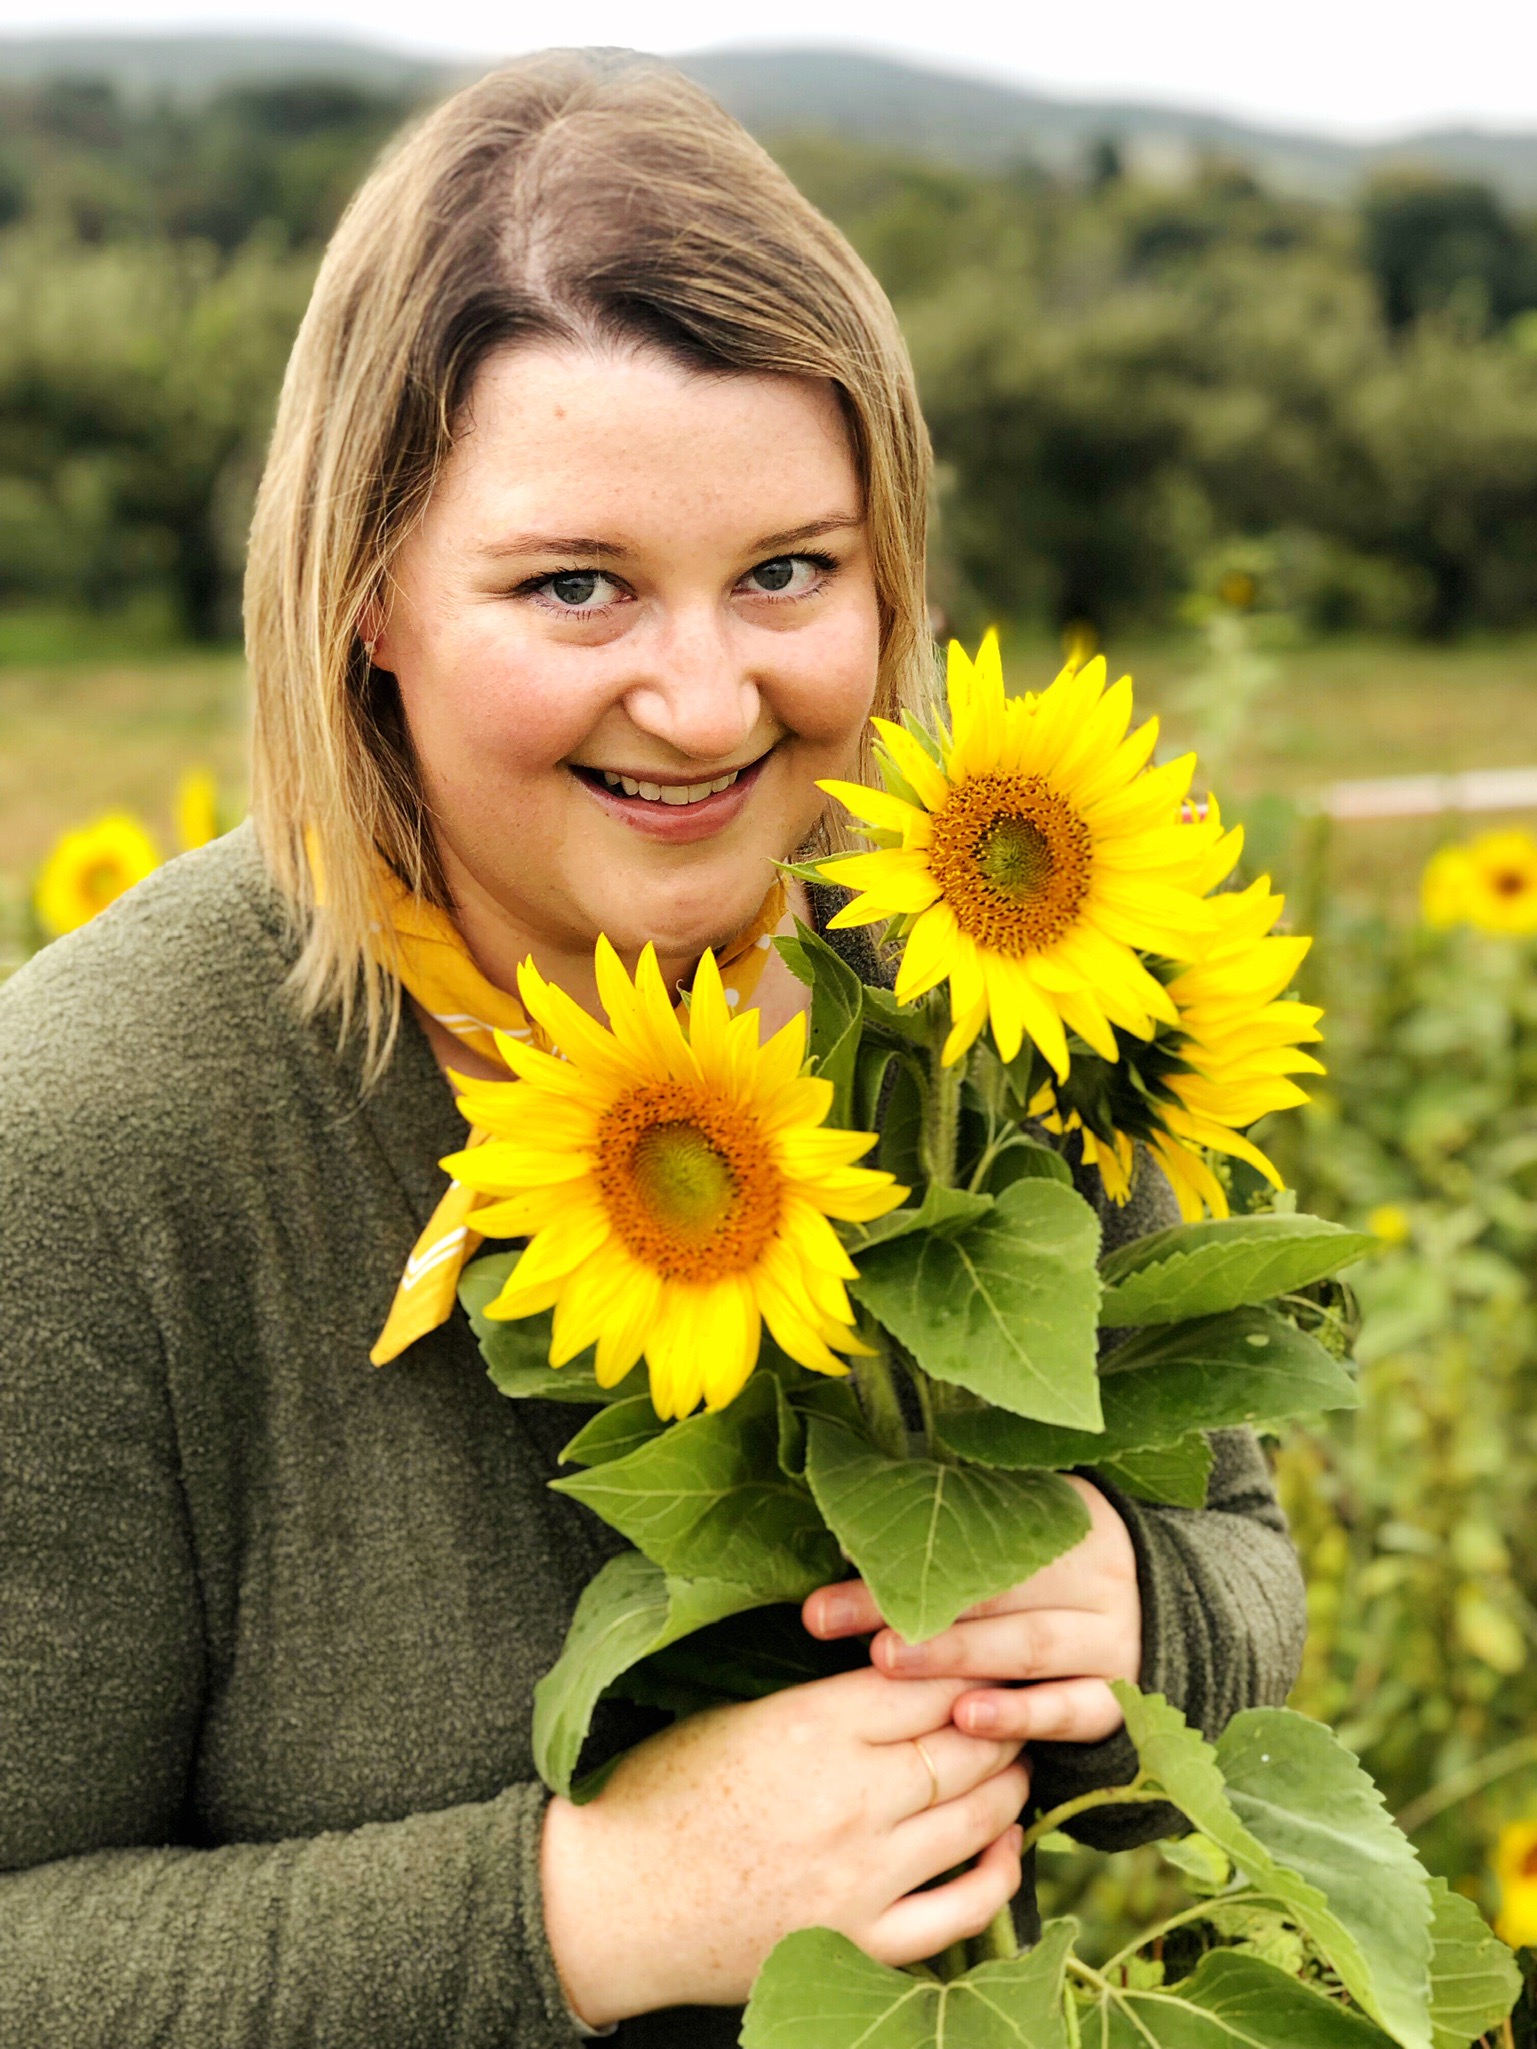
[1022,1149,1308,1848]
[0,1106,585,2049]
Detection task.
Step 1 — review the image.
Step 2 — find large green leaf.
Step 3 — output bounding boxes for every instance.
[615,1602,869,1717]
[742,1918,1073,2048]
[558,1395,669,1467]
[1097,1433,1214,1507]
[937,1310,1358,1470]
[1116,1686,1435,2049]
[552,1374,842,1597]
[1099,1215,1375,1327]
[1424,1879,1520,2049]
[461,1256,609,1403]
[853,1182,996,1249]
[851,1177,1104,1430]
[1098,1949,1393,2048]
[805,1418,1090,1641]
[776,920,865,1128]
[532,1552,773,1796]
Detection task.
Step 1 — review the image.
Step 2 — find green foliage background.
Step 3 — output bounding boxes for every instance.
[4,70,1537,640]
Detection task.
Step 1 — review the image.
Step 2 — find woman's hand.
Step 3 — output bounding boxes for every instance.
[540,1668,1029,2025]
[803,1477,1143,1747]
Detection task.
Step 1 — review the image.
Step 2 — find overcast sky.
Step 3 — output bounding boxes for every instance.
[1,0,1534,141]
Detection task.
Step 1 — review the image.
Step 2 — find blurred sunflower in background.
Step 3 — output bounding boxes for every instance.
[1035,876,1323,1220]
[175,767,222,851]
[35,812,160,938]
[1422,828,1537,936]
[446,940,904,1419]
[1494,1818,1537,1949]
[815,632,1226,1075]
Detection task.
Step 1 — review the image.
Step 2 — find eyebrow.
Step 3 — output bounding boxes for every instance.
[472,513,865,562]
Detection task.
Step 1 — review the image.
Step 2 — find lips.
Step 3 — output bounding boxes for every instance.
[591,765,745,807]
[569,751,770,840]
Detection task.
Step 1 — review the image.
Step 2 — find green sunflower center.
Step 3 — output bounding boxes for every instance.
[976,817,1054,900]
[630,1122,737,1234]
[928,772,1094,956]
[596,1080,783,1281]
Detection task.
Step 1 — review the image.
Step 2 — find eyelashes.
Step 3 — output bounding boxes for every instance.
[515,551,842,618]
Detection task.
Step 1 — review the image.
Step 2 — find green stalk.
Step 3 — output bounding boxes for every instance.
[920,1019,964,1191]
[970,1903,1019,1966]
[852,1320,908,1461]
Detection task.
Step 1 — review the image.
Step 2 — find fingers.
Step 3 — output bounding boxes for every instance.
[874,1725,1023,1824]
[872,1609,1136,1685]
[888,1760,1031,1896]
[954,1677,1127,1745]
[803,1578,883,1639]
[816,1664,975,1741]
[867,1823,1024,1968]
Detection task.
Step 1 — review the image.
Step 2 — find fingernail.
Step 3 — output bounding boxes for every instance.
[883,1637,924,1671]
[817,1595,856,1632]
[1009,1825,1024,1854]
[965,1699,998,1733]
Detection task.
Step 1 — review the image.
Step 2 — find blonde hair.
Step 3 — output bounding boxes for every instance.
[245,48,933,1074]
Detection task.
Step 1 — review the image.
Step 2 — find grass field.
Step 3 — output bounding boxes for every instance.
[1,633,1533,931]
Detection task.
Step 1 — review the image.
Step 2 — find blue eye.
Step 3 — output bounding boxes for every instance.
[742,554,833,598]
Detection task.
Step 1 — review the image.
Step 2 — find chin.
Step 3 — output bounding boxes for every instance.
[596,869,780,962]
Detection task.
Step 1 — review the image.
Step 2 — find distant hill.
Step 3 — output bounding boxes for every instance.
[3,31,1537,203]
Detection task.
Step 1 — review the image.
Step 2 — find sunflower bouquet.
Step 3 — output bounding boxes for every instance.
[453,638,1518,2049]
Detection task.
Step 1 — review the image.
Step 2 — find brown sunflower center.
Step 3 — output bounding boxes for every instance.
[595,1080,782,1282]
[928,772,1093,956]
[1523,1840,1537,1881]
[1494,867,1530,898]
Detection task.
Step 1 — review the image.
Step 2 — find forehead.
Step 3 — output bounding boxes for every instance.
[435,343,863,539]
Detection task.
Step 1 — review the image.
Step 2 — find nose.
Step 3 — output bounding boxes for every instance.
[619,613,763,763]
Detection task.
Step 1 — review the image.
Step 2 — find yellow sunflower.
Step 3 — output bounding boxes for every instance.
[1036,877,1323,1221]
[1422,829,1537,936]
[445,940,905,1419]
[35,811,160,938]
[816,633,1225,1076]
[1494,1819,1537,1949]
[175,767,221,851]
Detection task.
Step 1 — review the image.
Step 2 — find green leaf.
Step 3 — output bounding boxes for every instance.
[551,1373,843,1597]
[1157,1833,1232,1892]
[873,1054,927,1187]
[532,1553,773,1796]
[742,1918,1074,2047]
[1116,1686,1435,2049]
[1099,1215,1376,1327]
[1097,1434,1214,1507]
[805,1418,1091,1641]
[461,1256,609,1403]
[558,1396,668,1467]
[613,1601,869,1717]
[937,1309,1359,1470]
[776,920,864,1127]
[1099,1949,1394,2048]
[1424,1878,1520,2049]
[853,1182,996,1249]
[852,1177,1104,1430]
[862,979,936,1048]
[986,1141,1074,1193]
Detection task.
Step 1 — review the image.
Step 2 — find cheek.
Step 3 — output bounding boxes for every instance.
[774,603,883,746]
[405,648,607,785]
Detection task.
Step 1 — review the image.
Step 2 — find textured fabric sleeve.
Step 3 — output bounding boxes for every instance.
[0,1105,586,2049]
[1023,1147,1307,1847]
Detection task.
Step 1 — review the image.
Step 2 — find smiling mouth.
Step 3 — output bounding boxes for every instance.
[569,753,768,808]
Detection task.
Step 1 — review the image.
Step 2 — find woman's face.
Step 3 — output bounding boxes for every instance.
[375,343,882,982]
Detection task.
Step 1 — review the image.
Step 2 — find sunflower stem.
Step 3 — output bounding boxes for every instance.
[969,1903,1019,1967]
[852,1325,908,1462]
[921,1028,964,1190]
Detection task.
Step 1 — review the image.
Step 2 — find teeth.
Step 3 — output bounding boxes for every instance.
[593,767,743,804]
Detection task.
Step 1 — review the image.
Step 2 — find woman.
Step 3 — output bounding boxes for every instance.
[0,53,1305,2046]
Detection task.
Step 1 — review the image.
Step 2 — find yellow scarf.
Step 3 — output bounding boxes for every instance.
[370,872,788,1365]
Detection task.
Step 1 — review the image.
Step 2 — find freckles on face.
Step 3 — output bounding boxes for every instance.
[376,343,883,968]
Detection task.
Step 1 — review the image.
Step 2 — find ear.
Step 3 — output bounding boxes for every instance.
[356,594,388,667]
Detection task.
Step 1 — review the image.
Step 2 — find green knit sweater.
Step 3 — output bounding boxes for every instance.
[0,827,1306,2048]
